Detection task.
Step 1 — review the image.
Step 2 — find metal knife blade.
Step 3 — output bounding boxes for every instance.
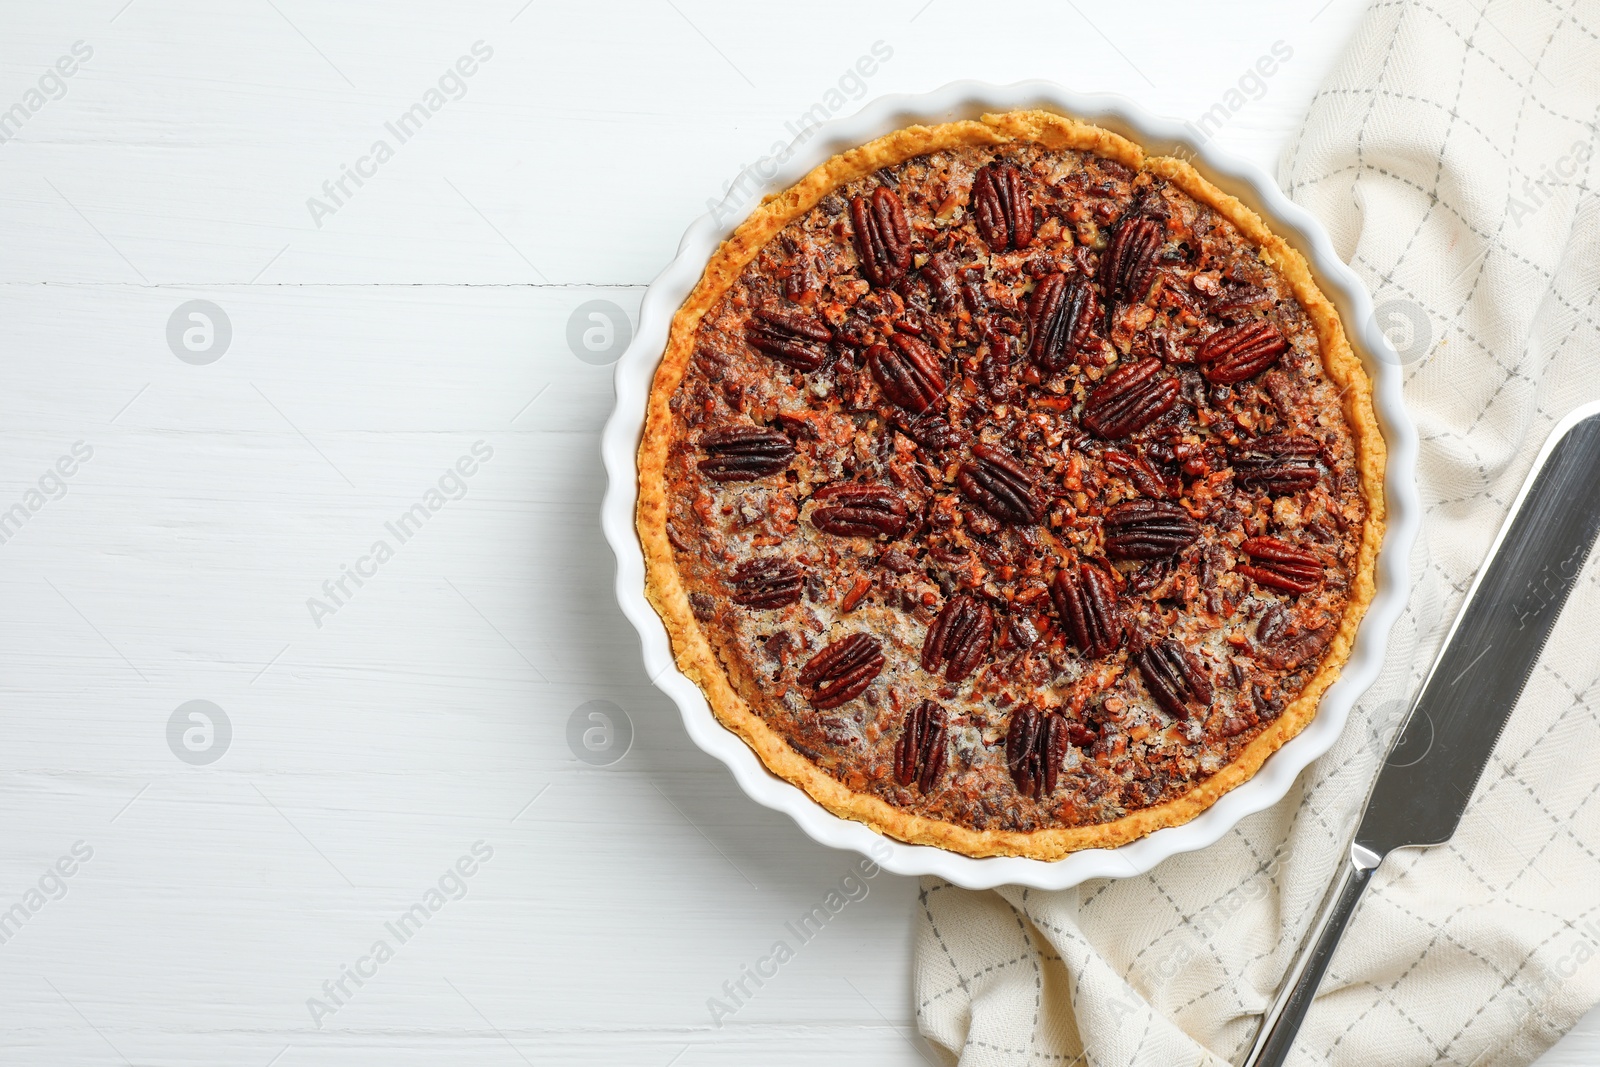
[1358,404,1600,854]
[1245,401,1600,1067]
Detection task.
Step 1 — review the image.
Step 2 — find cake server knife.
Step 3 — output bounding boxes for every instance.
[1242,400,1600,1067]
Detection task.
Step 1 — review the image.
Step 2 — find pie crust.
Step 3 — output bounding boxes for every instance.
[636,110,1384,860]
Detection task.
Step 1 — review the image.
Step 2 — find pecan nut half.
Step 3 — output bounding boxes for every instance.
[957,443,1043,524]
[867,333,946,414]
[1197,321,1289,384]
[1258,622,1335,672]
[894,700,949,793]
[728,558,804,608]
[1099,217,1162,324]
[895,410,965,456]
[1134,639,1213,720]
[798,632,884,709]
[697,426,795,481]
[1006,705,1069,799]
[1050,562,1125,658]
[1027,274,1098,372]
[810,484,908,539]
[746,307,833,371]
[920,251,961,314]
[1232,435,1321,494]
[1081,359,1180,439]
[1104,447,1176,499]
[1237,536,1323,593]
[1103,499,1199,559]
[972,161,1034,253]
[921,593,995,683]
[850,186,912,288]
[977,317,1016,398]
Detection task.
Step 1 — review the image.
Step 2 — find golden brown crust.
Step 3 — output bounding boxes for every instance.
[637,110,1385,859]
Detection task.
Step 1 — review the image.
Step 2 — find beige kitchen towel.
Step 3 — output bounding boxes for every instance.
[914,1,1600,1064]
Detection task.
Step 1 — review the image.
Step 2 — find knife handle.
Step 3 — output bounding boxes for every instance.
[1241,843,1385,1067]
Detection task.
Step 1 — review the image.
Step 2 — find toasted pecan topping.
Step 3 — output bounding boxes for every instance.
[1103,499,1199,560]
[868,333,946,414]
[958,444,1042,525]
[667,137,1367,834]
[1006,705,1069,799]
[1134,639,1213,720]
[1197,321,1289,384]
[697,426,794,481]
[1051,562,1125,659]
[1028,274,1098,373]
[1081,359,1180,439]
[972,161,1034,253]
[1232,434,1321,494]
[728,559,804,609]
[894,700,949,793]
[799,633,884,709]
[850,186,912,288]
[746,307,833,372]
[1100,217,1162,325]
[1237,536,1323,593]
[809,484,907,539]
[921,593,996,683]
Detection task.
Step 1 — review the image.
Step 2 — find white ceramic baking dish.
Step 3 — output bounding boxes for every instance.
[600,81,1419,890]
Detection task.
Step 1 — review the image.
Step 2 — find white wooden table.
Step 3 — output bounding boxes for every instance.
[1,1,1595,1063]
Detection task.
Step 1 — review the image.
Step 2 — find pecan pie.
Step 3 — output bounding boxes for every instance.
[637,111,1384,859]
